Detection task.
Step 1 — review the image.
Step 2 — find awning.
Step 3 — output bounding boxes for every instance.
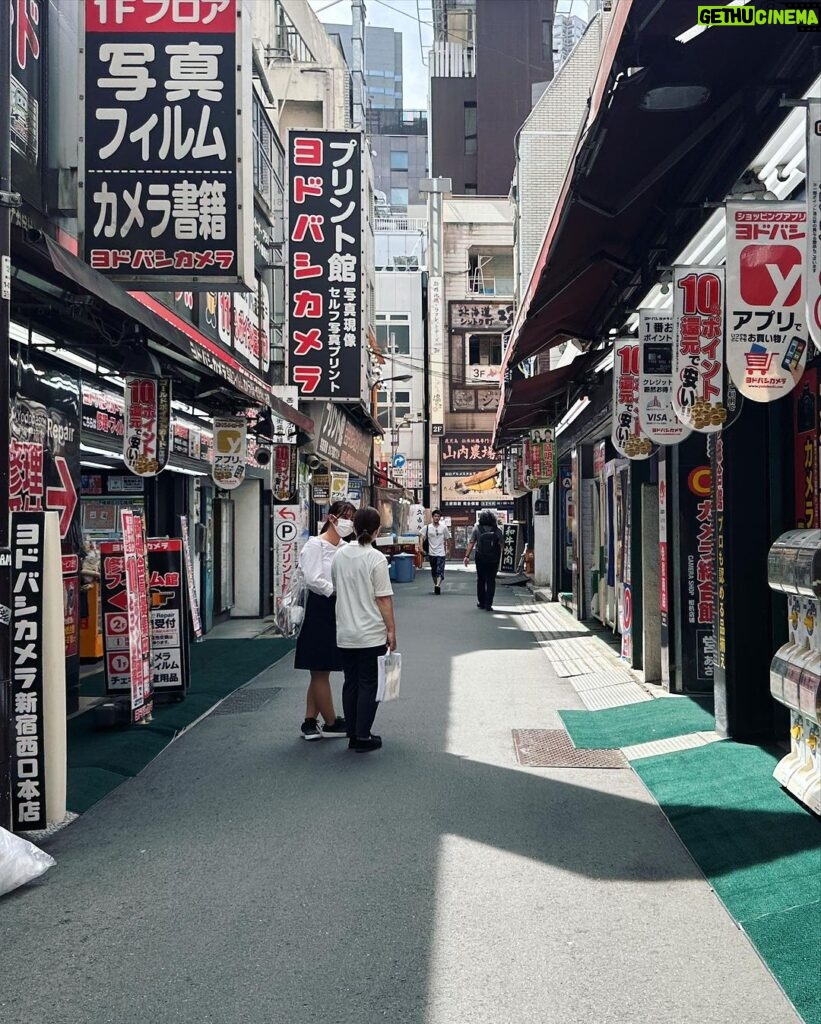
[503,0,820,371]
[495,348,608,446]
[40,235,314,434]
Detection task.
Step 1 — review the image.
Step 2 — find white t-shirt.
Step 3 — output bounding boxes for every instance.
[422,522,450,557]
[332,542,394,649]
[299,535,339,597]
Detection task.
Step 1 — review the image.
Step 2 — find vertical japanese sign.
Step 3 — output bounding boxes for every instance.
[638,311,691,445]
[145,539,190,694]
[121,510,152,719]
[179,516,203,639]
[11,512,46,830]
[81,0,251,287]
[500,522,519,573]
[528,429,556,487]
[658,452,670,685]
[211,416,247,489]
[288,130,364,399]
[428,276,445,432]
[678,437,715,691]
[672,267,728,431]
[10,0,47,209]
[123,375,171,476]
[62,554,80,658]
[808,99,821,351]
[611,338,656,460]
[793,368,819,529]
[273,504,300,616]
[273,444,298,503]
[725,202,808,401]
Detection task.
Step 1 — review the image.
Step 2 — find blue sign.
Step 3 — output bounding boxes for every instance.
[392,454,406,470]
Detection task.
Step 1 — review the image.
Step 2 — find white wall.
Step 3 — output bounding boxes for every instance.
[231,478,263,617]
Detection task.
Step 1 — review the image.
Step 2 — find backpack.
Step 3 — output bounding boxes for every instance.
[476,526,501,564]
[422,525,430,554]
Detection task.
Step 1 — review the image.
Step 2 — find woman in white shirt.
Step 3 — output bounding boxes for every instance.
[332,506,397,754]
[295,500,356,740]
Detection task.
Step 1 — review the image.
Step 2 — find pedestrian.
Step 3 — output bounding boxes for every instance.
[332,506,397,753]
[463,510,504,611]
[294,500,356,740]
[419,508,451,595]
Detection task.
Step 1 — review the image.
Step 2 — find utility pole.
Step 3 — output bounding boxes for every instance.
[0,2,17,827]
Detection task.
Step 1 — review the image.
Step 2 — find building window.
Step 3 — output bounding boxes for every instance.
[376,390,411,428]
[464,102,477,156]
[468,333,502,368]
[376,314,411,354]
[390,187,409,207]
[390,149,409,171]
[464,184,477,195]
[252,93,280,212]
[542,20,552,63]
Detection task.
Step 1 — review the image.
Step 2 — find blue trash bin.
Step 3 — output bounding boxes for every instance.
[388,558,398,582]
[393,553,415,583]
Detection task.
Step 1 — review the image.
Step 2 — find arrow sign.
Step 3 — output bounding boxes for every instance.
[46,455,78,538]
[109,590,129,612]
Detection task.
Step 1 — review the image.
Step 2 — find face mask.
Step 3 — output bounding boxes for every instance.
[334,518,355,538]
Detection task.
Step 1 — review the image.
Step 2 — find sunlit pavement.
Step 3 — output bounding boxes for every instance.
[0,572,801,1024]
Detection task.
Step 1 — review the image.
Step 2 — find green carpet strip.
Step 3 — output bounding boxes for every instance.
[69,638,294,814]
[635,741,821,1024]
[559,695,715,749]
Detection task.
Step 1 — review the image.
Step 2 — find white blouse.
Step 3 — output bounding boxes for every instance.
[298,535,339,598]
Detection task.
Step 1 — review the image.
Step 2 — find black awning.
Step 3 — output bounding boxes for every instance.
[41,235,314,434]
[503,0,820,369]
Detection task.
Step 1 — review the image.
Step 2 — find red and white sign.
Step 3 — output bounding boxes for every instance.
[274,505,301,615]
[672,266,727,432]
[46,455,78,536]
[180,516,203,639]
[612,338,656,460]
[639,311,691,445]
[121,510,152,722]
[123,376,172,476]
[725,202,808,402]
[806,99,821,352]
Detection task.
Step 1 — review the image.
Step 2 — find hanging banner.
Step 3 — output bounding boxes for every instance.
[180,516,203,640]
[639,311,692,445]
[11,512,47,830]
[273,444,298,504]
[80,0,252,289]
[211,417,247,490]
[793,368,819,529]
[672,267,729,431]
[288,130,364,399]
[806,99,821,351]
[123,376,172,477]
[330,472,350,502]
[312,473,330,504]
[611,338,656,460]
[725,202,808,401]
[527,429,556,487]
[500,522,520,573]
[273,504,301,617]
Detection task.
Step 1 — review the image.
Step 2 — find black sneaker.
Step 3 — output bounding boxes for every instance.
[349,734,382,753]
[300,717,321,741]
[322,716,347,738]
[434,584,441,595]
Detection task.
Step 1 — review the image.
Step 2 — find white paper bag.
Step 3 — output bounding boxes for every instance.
[377,651,402,702]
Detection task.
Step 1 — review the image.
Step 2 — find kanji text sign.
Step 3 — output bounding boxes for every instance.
[81,0,251,287]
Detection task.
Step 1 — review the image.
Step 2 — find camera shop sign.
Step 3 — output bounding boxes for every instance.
[80,0,252,288]
[288,130,364,399]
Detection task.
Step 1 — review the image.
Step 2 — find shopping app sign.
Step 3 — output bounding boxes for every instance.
[638,311,691,445]
[725,202,808,402]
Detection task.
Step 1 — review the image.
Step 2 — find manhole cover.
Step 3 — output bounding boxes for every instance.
[512,729,628,768]
[211,687,282,716]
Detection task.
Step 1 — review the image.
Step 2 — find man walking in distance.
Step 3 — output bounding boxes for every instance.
[419,508,451,595]
[463,510,504,610]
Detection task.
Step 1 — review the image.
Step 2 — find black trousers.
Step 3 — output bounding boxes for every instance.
[476,560,499,609]
[342,645,387,739]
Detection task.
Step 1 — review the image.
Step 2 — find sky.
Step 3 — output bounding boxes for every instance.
[308,0,590,110]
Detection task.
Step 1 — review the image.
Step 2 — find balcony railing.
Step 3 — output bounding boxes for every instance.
[468,276,514,296]
[431,42,475,78]
[375,216,428,233]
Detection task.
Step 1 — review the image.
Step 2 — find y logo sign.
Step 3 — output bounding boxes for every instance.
[739,245,803,306]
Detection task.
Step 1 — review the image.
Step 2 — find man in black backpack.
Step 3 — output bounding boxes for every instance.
[463,510,504,611]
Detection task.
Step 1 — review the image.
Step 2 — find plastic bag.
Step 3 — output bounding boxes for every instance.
[377,651,402,702]
[275,567,307,639]
[0,826,55,897]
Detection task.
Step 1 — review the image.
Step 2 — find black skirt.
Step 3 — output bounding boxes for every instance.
[294,591,343,672]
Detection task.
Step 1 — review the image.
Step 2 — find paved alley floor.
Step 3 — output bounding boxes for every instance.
[0,568,803,1024]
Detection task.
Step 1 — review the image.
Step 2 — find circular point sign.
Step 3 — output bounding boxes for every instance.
[687,466,712,497]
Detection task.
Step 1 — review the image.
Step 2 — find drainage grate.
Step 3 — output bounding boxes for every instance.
[211,687,282,716]
[512,729,628,768]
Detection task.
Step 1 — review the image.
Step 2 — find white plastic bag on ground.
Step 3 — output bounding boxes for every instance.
[0,825,55,897]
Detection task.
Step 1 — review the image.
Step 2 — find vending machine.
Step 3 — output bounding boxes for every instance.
[767,530,821,814]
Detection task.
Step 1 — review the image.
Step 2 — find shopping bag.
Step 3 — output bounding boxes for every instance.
[0,826,55,897]
[275,567,307,639]
[376,651,402,702]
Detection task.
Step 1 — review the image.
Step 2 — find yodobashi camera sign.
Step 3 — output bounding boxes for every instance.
[211,417,247,490]
[79,0,253,290]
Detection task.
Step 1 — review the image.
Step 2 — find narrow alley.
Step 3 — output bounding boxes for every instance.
[0,572,810,1024]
